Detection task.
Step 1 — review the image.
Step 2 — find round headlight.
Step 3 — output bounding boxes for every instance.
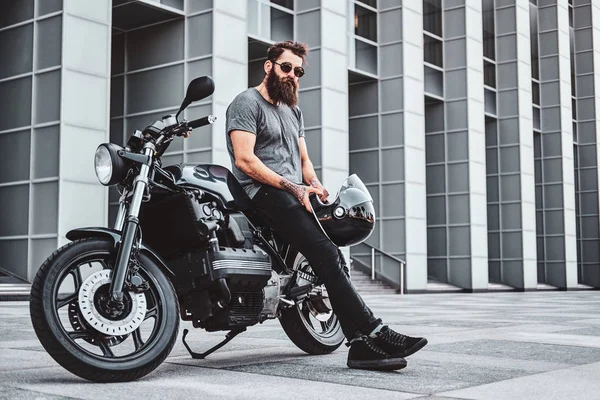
[94,143,129,186]
[94,145,113,185]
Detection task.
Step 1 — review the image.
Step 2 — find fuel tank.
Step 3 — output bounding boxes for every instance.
[165,164,252,210]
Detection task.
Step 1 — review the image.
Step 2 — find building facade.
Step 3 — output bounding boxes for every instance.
[1,0,599,293]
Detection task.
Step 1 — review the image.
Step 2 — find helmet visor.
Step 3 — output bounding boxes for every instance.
[339,174,373,204]
[340,174,372,201]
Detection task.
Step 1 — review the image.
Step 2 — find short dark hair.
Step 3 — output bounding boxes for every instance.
[267,41,309,64]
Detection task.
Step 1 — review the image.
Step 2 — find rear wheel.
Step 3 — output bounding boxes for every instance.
[29,238,179,382]
[278,251,345,355]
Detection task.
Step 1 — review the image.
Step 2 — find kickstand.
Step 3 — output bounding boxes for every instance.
[182,327,247,359]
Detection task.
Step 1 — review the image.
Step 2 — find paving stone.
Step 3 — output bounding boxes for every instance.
[424,339,600,365]
[0,386,79,400]
[438,361,600,400]
[562,326,600,337]
[225,357,531,395]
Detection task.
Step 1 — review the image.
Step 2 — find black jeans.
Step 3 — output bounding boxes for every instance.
[251,185,381,340]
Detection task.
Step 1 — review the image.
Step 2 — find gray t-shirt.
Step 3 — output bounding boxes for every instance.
[225,88,305,198]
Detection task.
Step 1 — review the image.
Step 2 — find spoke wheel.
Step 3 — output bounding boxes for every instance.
[30,238,179,382]
[278,251,344,354]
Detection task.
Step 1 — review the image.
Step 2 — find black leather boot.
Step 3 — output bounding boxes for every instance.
[346,335,407,371]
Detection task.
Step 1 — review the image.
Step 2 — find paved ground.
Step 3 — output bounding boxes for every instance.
[1,291,599,399]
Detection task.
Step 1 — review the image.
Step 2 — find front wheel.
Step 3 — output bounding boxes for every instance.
[278,251,345,355]
[29,238,180,382]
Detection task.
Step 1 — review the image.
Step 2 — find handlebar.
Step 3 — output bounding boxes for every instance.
[165,115,217,138]
[149,114,217,157]
[189,115,217,129]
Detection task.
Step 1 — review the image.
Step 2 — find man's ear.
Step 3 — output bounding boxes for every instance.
[264,60,272,75]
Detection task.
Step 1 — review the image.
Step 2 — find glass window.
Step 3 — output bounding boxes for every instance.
[270,7,293,42]
[483,0,495,60]
[484,60,496,88]
[0,24,33,79]
[530,3,539,80]
[0,0,34,27]
[249,1,294,43]
[425,66,443,97]
[423,0,442,37]
[355,4,377,42]
[532,81,540,105]
[355,39,377,75]
[270,0,293,10]
[0,76,32,131]
[358,0,377,8]
[569,4,573,28]
[570,34,576,97]
[485,89,497,115]
[533,106,540,131]
[424,34,443,68]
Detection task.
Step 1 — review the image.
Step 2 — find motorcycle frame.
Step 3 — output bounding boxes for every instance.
[106,151,296,310]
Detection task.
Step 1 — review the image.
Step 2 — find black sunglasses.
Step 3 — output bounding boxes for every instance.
[272,61,305,78]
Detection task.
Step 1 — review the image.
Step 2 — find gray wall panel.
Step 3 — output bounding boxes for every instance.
[36,16,62,70]
[0,240,28,281]
[0,77,32,131]
[35,70,61,124]
[0,185,29,236]
[37,0,62,16]
[33,126,59,179]
[0,130,30,183]
[32,182,58,234]
[187,13,212,57]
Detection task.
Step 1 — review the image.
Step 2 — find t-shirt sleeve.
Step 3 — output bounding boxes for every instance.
[296,107,305,138]
[226,95,259,136]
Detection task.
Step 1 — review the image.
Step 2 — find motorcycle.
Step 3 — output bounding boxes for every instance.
[29,76,376,382]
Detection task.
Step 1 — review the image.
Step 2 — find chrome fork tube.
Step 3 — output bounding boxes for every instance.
[109,144,155,303]
[113,202,127,232]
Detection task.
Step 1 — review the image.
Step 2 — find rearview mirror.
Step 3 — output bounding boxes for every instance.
[186,76,215,102]
[176,76,215,119]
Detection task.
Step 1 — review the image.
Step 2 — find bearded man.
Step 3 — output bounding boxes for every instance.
[225,40,427,371]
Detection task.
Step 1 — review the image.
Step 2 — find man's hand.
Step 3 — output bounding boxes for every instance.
[280,179,323,212]
[310,178,329,203]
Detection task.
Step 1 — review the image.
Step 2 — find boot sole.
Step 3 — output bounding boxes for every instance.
[347,357,407,371]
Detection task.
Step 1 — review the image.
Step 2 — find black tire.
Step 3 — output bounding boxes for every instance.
[29,238,180,382]
[278,250,345,355]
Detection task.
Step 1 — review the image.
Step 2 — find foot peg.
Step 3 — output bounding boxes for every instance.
[182,327,246,359]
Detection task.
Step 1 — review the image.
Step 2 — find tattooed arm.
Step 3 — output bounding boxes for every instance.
[299,137,329,202]
[230,130,321,212]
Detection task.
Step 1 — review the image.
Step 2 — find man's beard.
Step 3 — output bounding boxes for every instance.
[266,68,298,107]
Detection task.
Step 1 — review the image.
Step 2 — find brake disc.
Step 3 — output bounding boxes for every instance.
[78,270,147,336]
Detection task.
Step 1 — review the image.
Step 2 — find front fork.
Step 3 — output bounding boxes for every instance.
[109,144,154,304]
